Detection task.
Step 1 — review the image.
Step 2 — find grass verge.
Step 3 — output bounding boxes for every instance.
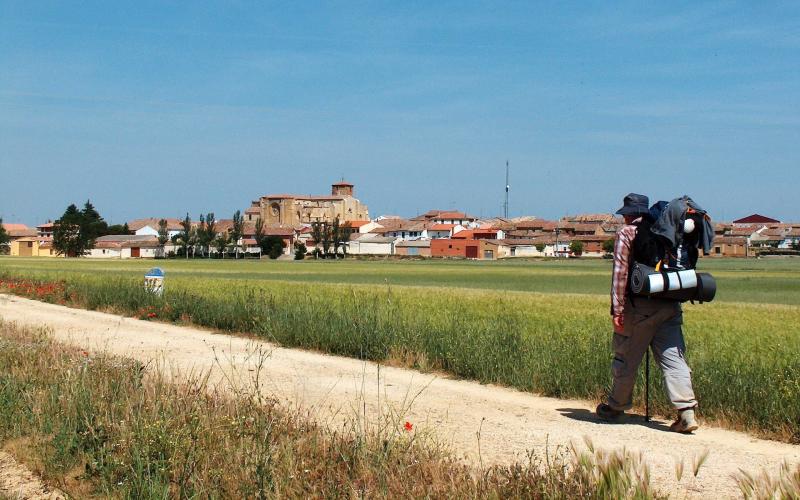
[0,320,670,499]
[1,270,799,445]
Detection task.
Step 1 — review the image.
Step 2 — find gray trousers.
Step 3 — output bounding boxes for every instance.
[608,298,698,411]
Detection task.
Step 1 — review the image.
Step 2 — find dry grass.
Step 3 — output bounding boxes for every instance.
[0,320,673,499]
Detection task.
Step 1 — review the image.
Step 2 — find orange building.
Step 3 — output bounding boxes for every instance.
[430,239,500,260]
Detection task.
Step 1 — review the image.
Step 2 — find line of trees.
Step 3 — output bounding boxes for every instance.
[309,217,349,259]
[170,211,286,260]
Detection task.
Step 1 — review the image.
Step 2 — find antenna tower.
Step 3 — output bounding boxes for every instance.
[504,161,510,219]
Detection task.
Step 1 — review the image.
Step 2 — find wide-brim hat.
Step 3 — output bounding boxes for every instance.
[616,193,650,216]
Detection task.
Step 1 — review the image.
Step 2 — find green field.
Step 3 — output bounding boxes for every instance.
[1,256,799,443]
[1,256,798,304]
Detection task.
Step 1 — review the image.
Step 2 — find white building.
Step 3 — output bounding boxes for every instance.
[347,234,396,255]
[89,235,161,259]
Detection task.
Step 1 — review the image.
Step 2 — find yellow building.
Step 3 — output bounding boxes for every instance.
[248,181,370,226]
[10,237,56,257]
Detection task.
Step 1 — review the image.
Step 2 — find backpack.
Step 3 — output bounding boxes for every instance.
[629,216,668,268]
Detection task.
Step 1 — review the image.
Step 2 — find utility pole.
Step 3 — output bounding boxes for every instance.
[504,161,510,219]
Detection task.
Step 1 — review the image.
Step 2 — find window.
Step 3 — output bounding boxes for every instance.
[715,247,721,254]
[27,242,33,248]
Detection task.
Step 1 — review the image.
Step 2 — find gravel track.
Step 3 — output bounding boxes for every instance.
[1,293,798,498]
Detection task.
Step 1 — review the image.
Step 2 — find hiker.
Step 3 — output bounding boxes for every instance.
[596,193,699,433]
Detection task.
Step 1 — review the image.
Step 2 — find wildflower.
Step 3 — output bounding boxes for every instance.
[147,312,157,318]
[404,421,413,432]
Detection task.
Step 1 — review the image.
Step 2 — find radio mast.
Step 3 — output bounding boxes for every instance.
[504,161,510,219]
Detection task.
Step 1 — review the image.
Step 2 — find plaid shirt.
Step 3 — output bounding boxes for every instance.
[611,219,640,316]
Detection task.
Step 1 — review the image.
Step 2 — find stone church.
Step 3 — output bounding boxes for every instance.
[246,181,370,226]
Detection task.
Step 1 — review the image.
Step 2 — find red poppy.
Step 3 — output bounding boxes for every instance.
[404,421,413,432]
[147,312,157,318]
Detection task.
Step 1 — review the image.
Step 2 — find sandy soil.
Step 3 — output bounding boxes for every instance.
[0,452,65,500]
[1,293,797,498]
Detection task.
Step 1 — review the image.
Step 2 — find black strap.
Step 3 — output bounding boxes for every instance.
[660,270,670,293]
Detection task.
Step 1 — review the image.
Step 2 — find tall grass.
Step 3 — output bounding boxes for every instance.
[2,269,798,444]
[1,256,799,304]
[0,321,668,499]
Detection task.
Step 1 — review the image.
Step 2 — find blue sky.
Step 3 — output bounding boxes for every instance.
[1,1,798,225]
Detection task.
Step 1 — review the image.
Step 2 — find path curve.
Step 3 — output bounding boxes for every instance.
[1,294,797,498]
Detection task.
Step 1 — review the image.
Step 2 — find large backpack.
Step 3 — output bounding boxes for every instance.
[630,217,667,270]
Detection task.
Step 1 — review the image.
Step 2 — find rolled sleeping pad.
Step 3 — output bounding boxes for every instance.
[660,273,716,302]
[629,263,716,302]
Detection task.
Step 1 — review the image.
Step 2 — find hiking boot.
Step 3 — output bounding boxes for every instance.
[596,403,624,422]
[670,408,699,433]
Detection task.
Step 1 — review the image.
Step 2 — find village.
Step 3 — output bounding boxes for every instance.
[2,180,799,260]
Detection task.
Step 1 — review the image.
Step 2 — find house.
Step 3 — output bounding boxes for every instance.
[344,220,381,236]
[427,223,463,239]
[412,210,478,226]
[347,234,396,255]
[128,218,184,239]
[451,228,501,240]
[36,222,54,238]
[88,235,161,259]
[374,221,427,240]
[709,236,748,257]
[569,234,613,257]
[733,214,780,225]
[395,239,432,257]
[499,239,545,257]
[4,224,38,256]
[430,238,501,260]
[10,237,56,257]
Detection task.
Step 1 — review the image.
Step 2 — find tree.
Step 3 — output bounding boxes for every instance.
[535,243,546,253]
[53,204,86,257]
[254,217,265,258]
[157,219,169,257]
[570,240,584,257]
[106,223,129,235]
[263,235,286,259]
[331,217,342,258]
[178,213,192,258]
[202,213,216,258]
[0,218,9,255]
[602,238,615,255]
[320,222,332,258]
[213,231,229,257]
[294,242,307,260]
[231,210,244,259]
[310,222,323,259]
[80,200,108,242]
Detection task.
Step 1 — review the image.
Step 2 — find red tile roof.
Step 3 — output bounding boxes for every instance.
[733,214,780,224]
[345,220,372,228]
[451,229,498,239]
[429,224,456,231]
[127,218,183,231]
[2,223,30,232]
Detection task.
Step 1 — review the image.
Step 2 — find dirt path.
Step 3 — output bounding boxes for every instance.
[1,294,798,498]
[0,451,65,500]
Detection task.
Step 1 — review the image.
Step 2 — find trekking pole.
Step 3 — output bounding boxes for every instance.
[645,349,651,422]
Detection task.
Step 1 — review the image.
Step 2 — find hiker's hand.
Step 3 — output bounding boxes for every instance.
[612,314,624,334]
